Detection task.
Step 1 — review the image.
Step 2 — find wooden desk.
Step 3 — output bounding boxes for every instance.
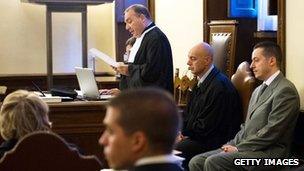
[96,76,120,89]
[48,101,108,167]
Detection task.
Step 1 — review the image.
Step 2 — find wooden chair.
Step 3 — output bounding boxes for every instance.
[0,86,7,102]
[174,68,182,104]
[174,68,197,106]
[231,62,256,121]
[208,20,238,78]
[0,131,102,171]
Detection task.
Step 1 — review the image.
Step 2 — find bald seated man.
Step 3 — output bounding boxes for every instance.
[175,42,242,170]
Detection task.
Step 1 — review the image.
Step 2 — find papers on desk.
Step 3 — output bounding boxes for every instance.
[34,91,73,103]
[89,48,118,67]
[33,92,61,103]
[40,96,62,103]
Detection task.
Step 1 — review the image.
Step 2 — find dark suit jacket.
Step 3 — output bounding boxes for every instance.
[182,67,242,150]
[120,23,173,93]
[129,163,183,171]
[229,73,300,158]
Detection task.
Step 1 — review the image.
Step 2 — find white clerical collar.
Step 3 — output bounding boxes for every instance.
[127,25,156,63]
[135,154,184,167]
[197,65,214,86]
[263,70,280,86]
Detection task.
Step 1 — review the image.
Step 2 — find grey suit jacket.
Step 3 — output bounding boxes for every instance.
[228,72,300,158]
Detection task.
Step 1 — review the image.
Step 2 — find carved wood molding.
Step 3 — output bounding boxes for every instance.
[278,0,286,74]
[148,0,155,20]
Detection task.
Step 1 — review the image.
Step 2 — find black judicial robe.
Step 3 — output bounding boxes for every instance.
[182,67,242,150]
[119,25,173,93]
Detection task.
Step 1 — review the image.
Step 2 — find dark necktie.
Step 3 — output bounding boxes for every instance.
[256,83,267,102]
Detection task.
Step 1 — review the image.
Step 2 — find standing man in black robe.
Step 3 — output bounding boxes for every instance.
[114,4,173,94]
[175,42,242,170]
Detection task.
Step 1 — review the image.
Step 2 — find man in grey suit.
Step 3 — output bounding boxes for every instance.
[189,41,300,171]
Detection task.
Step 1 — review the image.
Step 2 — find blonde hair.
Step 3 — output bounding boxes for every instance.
[0,90,50,140]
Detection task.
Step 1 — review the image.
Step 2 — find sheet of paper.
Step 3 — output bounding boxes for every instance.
[39,96,62,103]
[89,48,118,67]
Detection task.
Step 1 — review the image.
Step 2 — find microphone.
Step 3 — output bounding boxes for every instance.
[32,81,46,97]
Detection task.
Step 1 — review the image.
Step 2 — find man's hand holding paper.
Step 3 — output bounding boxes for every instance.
[116,62,129,76]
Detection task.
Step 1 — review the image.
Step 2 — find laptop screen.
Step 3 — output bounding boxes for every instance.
[75,67,100,99]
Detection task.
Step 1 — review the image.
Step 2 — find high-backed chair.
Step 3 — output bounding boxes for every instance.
[0,131,102,171]
[174,68,182,104]
[208,20,238,78]
[0,86,7,102]
[174,68,197,106]
[231,62,256,121]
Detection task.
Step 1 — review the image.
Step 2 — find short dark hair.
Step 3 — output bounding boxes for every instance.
[253,41,282,68]
[125,4,151,20]
[125,37,136,47]
[108,88,181,153]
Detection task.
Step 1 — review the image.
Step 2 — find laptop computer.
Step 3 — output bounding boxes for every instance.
[75,67,112,100]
